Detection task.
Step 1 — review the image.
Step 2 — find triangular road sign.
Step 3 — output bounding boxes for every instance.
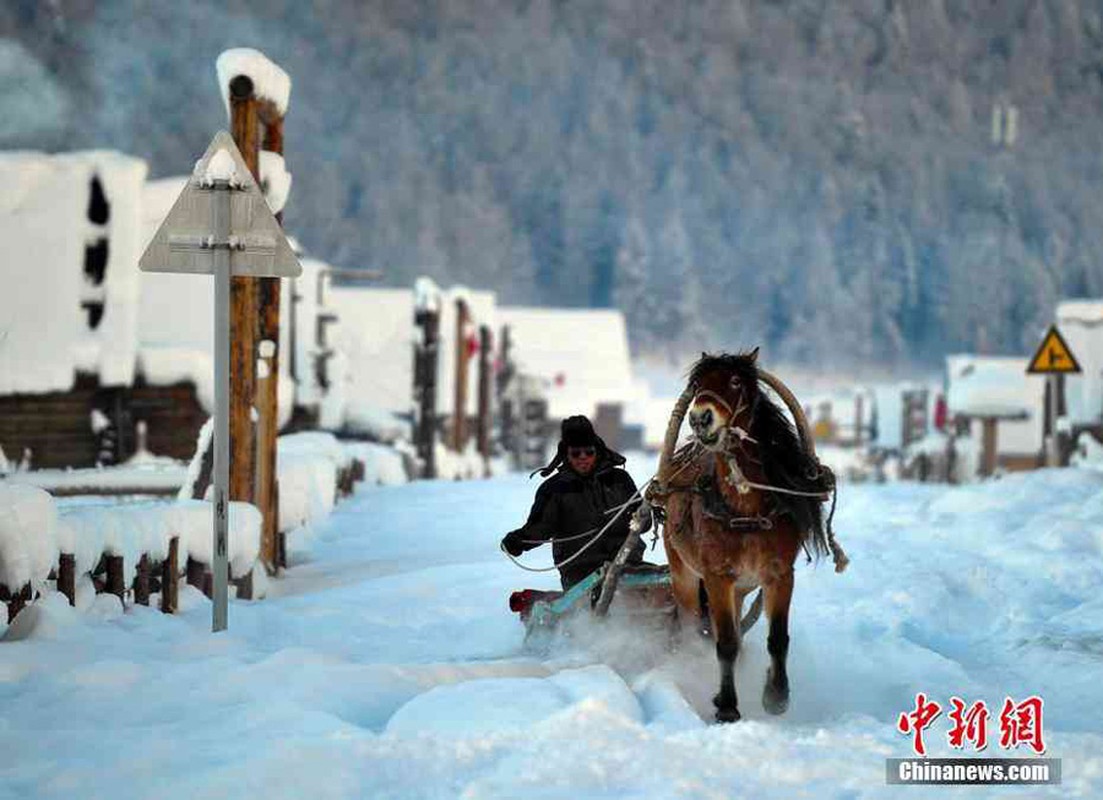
[139,130,301,278]
[1027,324,1081,374]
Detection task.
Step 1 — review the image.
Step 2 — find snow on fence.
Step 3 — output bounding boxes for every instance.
[0,431,409,625]
[0,482,262,623]
[276,432,410,526]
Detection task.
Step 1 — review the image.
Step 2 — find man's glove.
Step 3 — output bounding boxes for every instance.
[500,529,525,557]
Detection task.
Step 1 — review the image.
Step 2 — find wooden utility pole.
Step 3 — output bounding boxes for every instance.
[414,307,440,478]
[477,325,492,476]
[228,76,259,505]
[256,104,284,573]
[451,298,470,452]
[981,417,999,477]
[853,393,864,446]
[497,325,516,467]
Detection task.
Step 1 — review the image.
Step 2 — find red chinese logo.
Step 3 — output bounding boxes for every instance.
[999,696,1046,755]
[897,694,1046,756]
[897,693,942,756]
[947,697,989,752]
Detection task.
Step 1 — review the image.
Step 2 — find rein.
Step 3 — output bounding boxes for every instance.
[503,446,702,573]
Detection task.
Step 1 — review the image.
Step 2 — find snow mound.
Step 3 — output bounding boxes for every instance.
[278,433,341,531]
[341,442,409,486]
[0,483,58,589]
[2,591,79,641]
[386,665,640,737]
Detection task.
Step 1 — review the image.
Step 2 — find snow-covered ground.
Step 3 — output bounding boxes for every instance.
[2,458,1103,798]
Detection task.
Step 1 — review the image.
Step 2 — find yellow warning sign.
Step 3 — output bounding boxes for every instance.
[1027,325,1082,374]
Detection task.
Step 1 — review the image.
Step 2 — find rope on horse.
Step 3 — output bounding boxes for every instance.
[820,465,849,573]
[500,479,650,573]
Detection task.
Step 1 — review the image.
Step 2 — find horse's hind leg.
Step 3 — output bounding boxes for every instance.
[703,576,742,723]
[761,569,793,715]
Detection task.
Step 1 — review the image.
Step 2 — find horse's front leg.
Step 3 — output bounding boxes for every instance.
[762,568,793,715]
[703,575,742,722]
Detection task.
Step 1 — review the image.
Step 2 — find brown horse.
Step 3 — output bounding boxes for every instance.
[647,349,848,723]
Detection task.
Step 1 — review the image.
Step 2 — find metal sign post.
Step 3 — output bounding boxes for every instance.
[211,176,231,631]
[1027,324,1081,469]
[140,131,301,632]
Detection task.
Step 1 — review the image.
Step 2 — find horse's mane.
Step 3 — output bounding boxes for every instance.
[688,352,831,559]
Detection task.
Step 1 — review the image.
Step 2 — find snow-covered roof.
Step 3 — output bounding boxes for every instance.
[946,355,1042,418]
[498,306,636,420]
[0,150,147,395]
[1056,299,1103,324]
[945,355,1044,454]
[215,49,291,118]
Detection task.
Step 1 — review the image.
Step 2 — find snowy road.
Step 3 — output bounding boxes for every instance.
[3,459,1103,798]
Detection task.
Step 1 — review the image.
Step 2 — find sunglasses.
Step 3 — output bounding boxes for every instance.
[567,447,596,459]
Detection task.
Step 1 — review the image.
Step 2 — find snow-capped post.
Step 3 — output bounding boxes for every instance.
[451,298,471,453]
[139,131,302,632]
[217,47,293,576]
[413,278,442,479]
[477,325,492,476]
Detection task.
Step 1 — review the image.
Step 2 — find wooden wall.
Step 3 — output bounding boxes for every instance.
[0,375,205,470]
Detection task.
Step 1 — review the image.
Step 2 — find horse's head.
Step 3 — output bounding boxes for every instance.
[686,349,761,452]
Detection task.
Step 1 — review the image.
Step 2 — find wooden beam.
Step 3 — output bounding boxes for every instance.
[186,557,206,594]
[477,325,492,474]
[229,75,259,505]
[105,554,125,601]
[161,537,179,614]
[256,113,284,575]
[415,309,440,478]
[3,583,32,624]
[134,555,151,606]
[452,299,470,452]
[58,553,76,606]
[981,418,999,477]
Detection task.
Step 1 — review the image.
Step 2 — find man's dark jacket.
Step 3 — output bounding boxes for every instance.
[504,454,645,589]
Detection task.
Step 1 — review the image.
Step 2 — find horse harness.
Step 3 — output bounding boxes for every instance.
[693,473,778,532]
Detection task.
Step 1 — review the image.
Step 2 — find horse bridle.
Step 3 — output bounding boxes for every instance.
[693,384,758,448]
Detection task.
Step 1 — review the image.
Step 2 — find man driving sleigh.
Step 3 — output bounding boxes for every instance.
[501,415,650,590]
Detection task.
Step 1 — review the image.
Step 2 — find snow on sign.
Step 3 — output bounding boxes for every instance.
[1026,325,1081,375]
[139,130,301,278]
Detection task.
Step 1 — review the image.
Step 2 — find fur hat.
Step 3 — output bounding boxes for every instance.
[560,415,597,448]
[531,415,625,478]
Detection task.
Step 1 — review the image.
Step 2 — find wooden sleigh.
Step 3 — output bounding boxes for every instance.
[508,558,764,646]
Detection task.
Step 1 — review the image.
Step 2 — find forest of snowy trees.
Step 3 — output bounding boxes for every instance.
[7,1,1103,368]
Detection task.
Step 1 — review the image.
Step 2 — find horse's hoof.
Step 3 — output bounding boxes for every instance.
[762,682,790,715]
[715,707,742,723]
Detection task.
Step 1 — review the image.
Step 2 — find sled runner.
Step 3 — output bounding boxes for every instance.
[509,562,673,643]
